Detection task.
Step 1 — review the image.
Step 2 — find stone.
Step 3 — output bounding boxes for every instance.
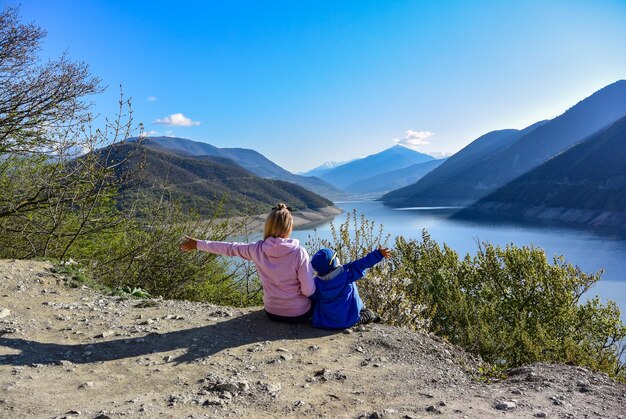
[0,308,10,319]
[79,382,94,389]
[214,383,240,393]
[259,382,282,393]
[334,372,347,381]
[237,381,250,392]
[267,383,282,393]
[0,327,16,335]
[526,372,541,382]
[203,398,224,406]
[577,380,592,393]
[426,405,442,414]
[495,401,517,410]
[534,413,547,418]
[95,331,114,339]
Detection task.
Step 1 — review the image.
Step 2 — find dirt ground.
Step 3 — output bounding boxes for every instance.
[1,259,625,418]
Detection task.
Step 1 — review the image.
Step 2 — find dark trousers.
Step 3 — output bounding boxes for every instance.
[265,304,314,324]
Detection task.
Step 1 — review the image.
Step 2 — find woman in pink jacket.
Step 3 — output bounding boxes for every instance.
[180,203,316,323]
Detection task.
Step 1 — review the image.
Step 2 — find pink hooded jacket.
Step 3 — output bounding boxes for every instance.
[197,237,315,317]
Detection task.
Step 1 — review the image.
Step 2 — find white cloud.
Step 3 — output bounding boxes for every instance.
[154,113,201,127]
[147,96,157,102]
[139,130,161,138]
[393,129,434,148]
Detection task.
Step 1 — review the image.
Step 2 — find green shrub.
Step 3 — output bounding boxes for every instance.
[70,200,262,307]
[393,231,626,380]
[313,213,626,381]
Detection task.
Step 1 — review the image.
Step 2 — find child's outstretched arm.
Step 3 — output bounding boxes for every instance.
[346,246,391,283]
[378,246,392,259]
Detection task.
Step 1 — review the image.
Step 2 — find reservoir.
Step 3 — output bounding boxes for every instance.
[291,200,626,322]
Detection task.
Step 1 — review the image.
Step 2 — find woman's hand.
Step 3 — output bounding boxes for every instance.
[378,245,392,259]
[180,236,198,252]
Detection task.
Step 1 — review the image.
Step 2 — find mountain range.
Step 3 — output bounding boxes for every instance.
[311,145,437,193]
[107,143,332,217]
[300,160,349,178]
[141,137,448,199]
[133,137,347,201]
[382,80,626,209]
[465,115,626,230]
[112,79,626,230]
[346,158,448,196]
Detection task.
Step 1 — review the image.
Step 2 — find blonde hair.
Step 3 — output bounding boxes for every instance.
[264,203,294,240]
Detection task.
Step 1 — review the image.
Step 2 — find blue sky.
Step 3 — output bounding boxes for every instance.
[6,0,626,172]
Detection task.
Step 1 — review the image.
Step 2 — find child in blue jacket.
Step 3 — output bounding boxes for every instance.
[310,246,391,329]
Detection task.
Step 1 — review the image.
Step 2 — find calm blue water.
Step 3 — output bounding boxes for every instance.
[291,200,626,322]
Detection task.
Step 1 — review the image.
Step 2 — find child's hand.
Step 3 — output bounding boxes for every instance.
[180,236,198,252]
[378,245,392,259]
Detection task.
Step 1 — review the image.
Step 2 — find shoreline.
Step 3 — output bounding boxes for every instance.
[292,205,344,230]
[224,205,343,234]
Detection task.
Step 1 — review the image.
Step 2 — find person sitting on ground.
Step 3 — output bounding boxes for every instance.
[309,246,391,330]
[180,203,316,323]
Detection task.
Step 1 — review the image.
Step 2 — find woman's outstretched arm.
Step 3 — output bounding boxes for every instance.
[180,236,258,261]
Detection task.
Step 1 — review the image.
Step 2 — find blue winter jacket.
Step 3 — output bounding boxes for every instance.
[310,249,384,329]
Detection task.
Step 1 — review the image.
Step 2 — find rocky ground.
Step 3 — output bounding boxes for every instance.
[1,259,625,419]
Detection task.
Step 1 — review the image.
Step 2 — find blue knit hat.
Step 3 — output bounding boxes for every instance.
[311,248,338,276]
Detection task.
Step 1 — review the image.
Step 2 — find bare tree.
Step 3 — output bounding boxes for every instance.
[0,7,142,259]
[0,6,100,155]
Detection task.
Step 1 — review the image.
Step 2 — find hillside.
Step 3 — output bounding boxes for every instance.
[108,143,333,217]
[1,259,625,418]
[383,80,626,207]
[319,145,435,190]
[466,115,626,230]
[135,137,348,200]
[381,126,541,206]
